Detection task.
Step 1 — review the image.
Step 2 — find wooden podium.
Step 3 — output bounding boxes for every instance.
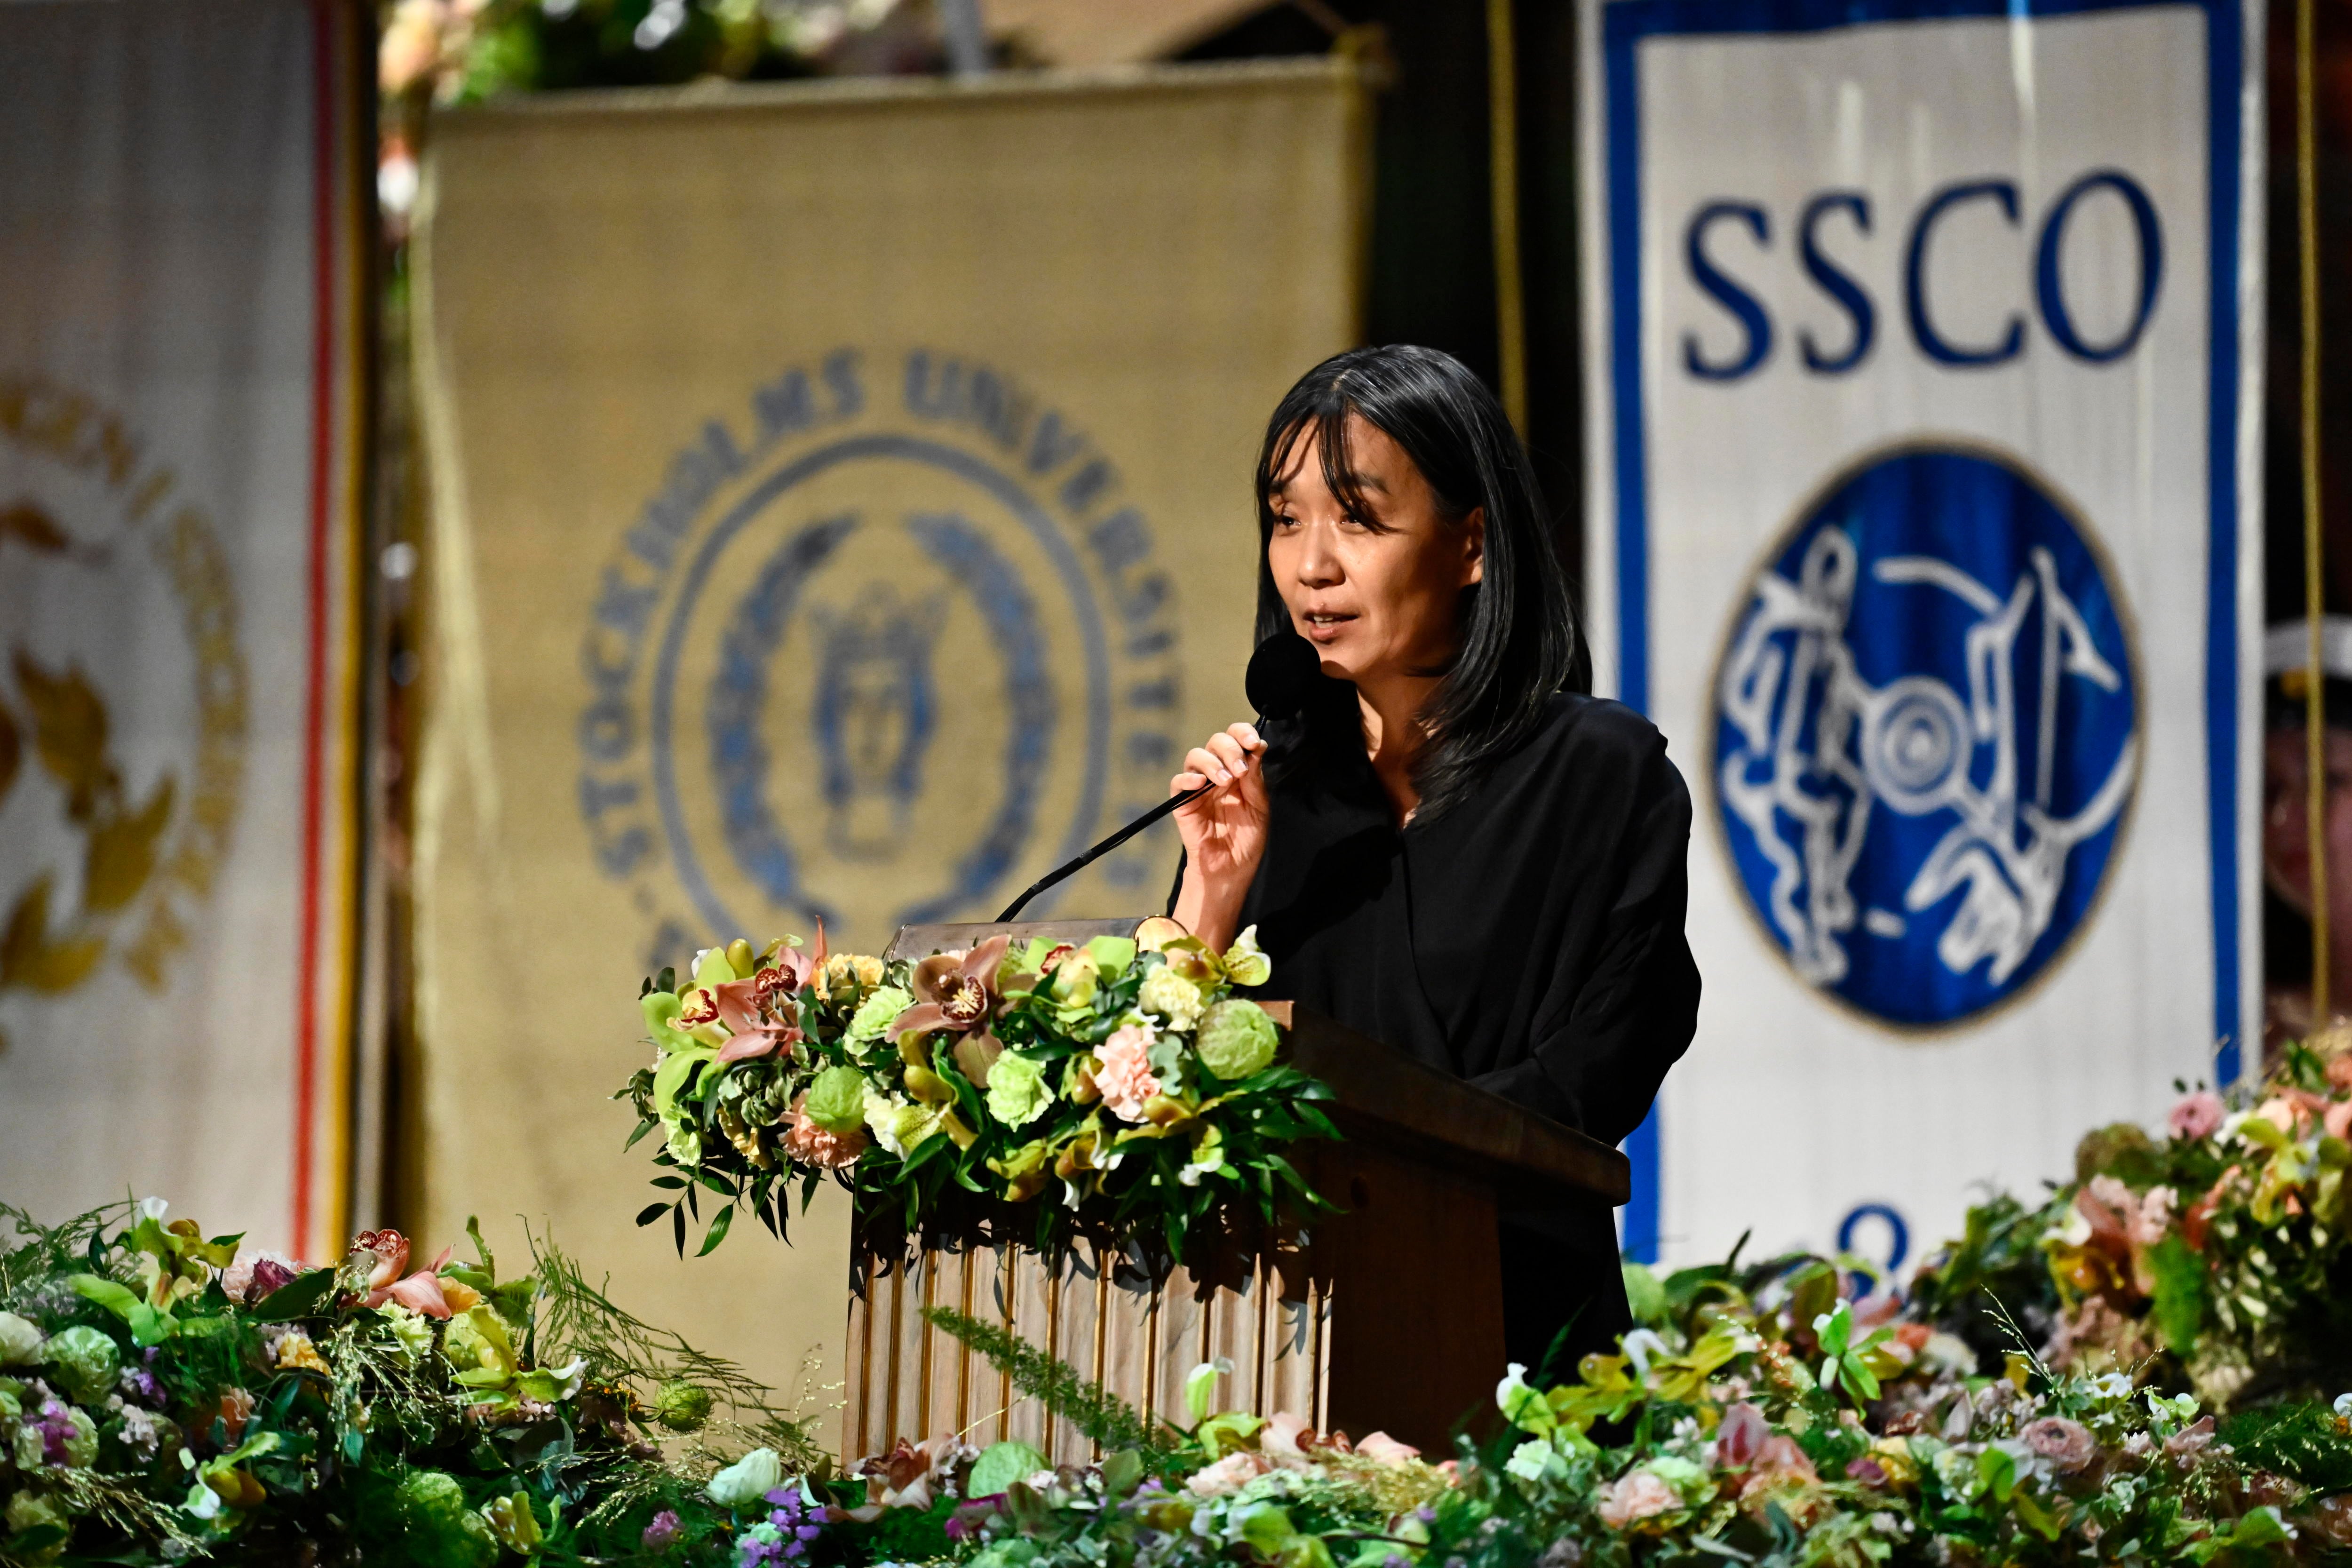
[841,921,1629,1460]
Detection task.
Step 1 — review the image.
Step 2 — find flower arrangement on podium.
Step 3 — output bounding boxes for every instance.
[615,919,1339,1258]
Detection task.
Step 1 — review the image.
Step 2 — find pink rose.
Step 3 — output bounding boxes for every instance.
[2169,1090,2225,1141]
[2022,1416,2097,1473]
[1597,1469,1679,1529]
[1096,1024,1162,1123]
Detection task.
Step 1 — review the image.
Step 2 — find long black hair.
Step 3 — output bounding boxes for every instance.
[1254,343,1585,820]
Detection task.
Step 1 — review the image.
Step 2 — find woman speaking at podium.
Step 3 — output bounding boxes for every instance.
[1168,344,1700,1379]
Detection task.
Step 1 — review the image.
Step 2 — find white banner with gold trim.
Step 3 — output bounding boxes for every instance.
[0,0,369,1261]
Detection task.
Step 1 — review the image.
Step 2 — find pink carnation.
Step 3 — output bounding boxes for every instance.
[2169,1090,2224,1141]
[782,1093,867,1170]
[1096,1024,1162,1123]
[1186,1451,1270,1497]
[1597,1469,1679,1529]
[2022,1416,2097,1473]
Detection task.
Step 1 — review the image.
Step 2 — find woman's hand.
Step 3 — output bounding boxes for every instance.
[1169,722,1269,955]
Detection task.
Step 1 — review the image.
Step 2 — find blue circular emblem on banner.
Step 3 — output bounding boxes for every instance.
[1713,446,2139,1028]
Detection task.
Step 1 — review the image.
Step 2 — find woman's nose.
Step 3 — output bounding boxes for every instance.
[1293,525,1342,588]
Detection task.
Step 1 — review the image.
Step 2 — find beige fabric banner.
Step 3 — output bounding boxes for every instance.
[413,60,1367,1402]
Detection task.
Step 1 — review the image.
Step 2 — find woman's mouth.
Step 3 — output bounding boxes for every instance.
[1300,611,1355,644]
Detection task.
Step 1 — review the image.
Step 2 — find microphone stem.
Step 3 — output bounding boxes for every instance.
[994,780,1212,923]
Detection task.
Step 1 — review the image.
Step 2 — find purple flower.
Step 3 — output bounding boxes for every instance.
[38,1398,79,1464]
[118,1365,162,1405]
[1845,1457,1889,1488]
[642,1509,681,1550]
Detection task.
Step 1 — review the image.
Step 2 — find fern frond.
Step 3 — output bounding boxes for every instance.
[919,1305,1178,1456]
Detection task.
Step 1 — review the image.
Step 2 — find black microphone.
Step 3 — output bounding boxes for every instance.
[994,630,1323,922]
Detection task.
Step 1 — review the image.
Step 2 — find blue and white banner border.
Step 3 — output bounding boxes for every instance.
[1575,0,2268,1263]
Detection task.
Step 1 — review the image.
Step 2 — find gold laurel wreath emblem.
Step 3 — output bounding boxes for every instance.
[0,372,251,1057]
[0,503,178,1014]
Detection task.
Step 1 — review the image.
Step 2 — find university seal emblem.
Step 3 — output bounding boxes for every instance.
[576,348,1182,960]
[1712,446,2139,1028]
[0,373,248,1053]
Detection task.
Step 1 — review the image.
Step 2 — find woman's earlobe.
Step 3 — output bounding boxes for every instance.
[1463,507,1487,586]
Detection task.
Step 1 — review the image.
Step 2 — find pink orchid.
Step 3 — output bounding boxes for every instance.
[1746,1435,1818,1485]
[348,1229,456,1318]
[1262,1411,1315,1467]
[850,1433,963,1513]
[1352,1431,1421,1464]
[715,945,814,1064]
[1715,1402,1768,1469]
[1851,1289,1902,1327]
[2076,1177,2137,1257]
[890,936,1013,1086]
[2165,1416,2216,1464]
[2128,1186,2176,1248]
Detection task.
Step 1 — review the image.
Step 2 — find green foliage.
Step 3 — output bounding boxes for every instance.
[1906,1187,2066,1373]
[859,1492,958,1560]
[2149,1232,2208,1352]
[0,1199,781,1565]
[921,1304,1178,1458]
[2218,1402,2352,1494]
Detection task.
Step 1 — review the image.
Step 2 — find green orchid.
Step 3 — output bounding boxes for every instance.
[1221,925,1271,987]
[987,1138,1053,1202]
[481,1491,550,1552]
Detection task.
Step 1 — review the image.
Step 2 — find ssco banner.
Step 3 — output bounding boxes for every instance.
[1579,0,2264,1268]
[0,0,371,1260]
[412,61,1367,1398]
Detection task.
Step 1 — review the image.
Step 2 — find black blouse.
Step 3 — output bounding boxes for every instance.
[1230,691,1698,1143]
[1173,688,1700,1351]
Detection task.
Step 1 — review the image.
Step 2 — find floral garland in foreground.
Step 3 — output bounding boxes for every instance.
[676,1038,2352,1568]
[0,1199,823,1566]
[24,1043,2352,1563]
[614,920,1337,1259]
